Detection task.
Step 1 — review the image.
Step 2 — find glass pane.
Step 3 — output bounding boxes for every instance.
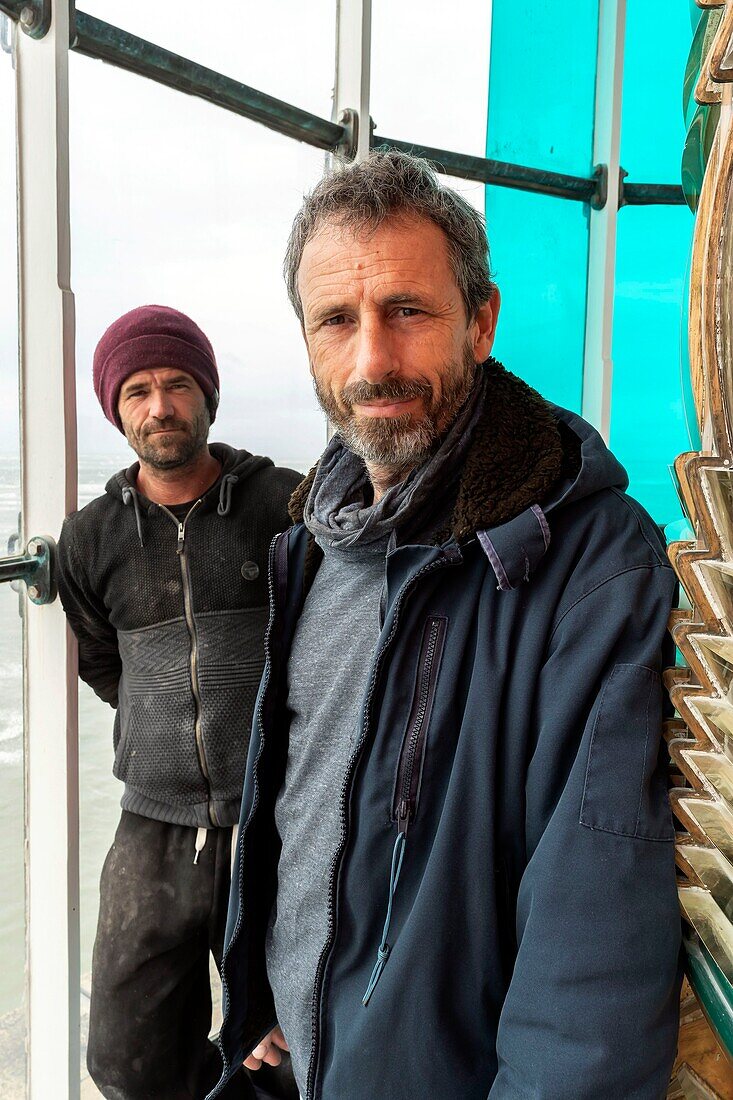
[69,9,330,1087]
[486,2,599,178]
[0,14,26,1099]
[610,206,693,526]
[370,0,492,155]
[484,1,598,409]
[78,0,336,118]
[485,189,590,411]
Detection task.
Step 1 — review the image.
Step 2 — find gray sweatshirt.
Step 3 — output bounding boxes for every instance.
[264,544,385,1092]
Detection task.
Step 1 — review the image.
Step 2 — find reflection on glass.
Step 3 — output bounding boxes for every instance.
[701,466,733,557]
[679,842,733,920]
[693,696,733,759]
[683,8,723,126]
[682,103,721,212]
[698,561,733,628]
[683,748,733,809]
[679,795,733,861]
[718,169,733,452]
[693,634,733,695]
[680,884,733,988]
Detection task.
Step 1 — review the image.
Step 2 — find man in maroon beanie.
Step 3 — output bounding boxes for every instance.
[56,305,301,1100]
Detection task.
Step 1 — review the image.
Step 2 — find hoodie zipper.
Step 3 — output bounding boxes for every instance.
[160,498,218,826]
[216,528,288,1084]
[305,548,461,1100]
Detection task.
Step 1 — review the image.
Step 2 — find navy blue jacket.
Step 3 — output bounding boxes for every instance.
[212,364,681,1100]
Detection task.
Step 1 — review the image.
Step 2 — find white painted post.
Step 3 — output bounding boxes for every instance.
[581,0,626,441]
[14,1,80,1096]
[332,0,372,162]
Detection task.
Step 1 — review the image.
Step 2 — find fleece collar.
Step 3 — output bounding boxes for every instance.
[291,359,567,533]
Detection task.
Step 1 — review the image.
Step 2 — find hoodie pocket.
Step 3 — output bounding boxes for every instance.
[579,662,674,841]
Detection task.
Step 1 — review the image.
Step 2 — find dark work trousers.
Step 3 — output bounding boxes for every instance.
[87,811,297,1100]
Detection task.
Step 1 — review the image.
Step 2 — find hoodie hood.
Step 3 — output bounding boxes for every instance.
[107,442,274,547]
[288,359,630,591]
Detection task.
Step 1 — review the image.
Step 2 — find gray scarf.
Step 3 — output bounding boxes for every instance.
[304,369,487,554]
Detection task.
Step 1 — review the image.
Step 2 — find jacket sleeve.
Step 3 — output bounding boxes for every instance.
[56,519,121,708]
[488,562,681,1100]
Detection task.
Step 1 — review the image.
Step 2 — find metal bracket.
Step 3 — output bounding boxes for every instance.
[617,166,629,209]
[335,107,359,160]
[0,535,55,603]
[17,0,51,39]
[590,164,609,210]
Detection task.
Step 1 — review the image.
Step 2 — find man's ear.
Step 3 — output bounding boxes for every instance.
[472,288,501,363]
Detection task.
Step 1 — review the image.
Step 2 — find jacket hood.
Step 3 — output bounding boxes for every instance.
[288,359,630,590]
[106,442,274,547]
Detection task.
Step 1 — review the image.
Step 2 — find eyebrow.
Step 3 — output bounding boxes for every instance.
[121,374,191,396]
[307,292,431,326]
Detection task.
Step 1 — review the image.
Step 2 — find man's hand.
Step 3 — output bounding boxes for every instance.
[243,1026,289,1070]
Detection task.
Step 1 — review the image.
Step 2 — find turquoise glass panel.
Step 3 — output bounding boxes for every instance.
[487,3,599,176]
[485,2,599,409]
[485,190,590,411]
[610,0,694,527]
[610,204,692,526]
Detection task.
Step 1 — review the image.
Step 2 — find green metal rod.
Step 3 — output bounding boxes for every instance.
[0,1,686,206]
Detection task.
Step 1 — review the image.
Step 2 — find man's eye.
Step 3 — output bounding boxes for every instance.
[323,315,346,327]
[399,307,421,317]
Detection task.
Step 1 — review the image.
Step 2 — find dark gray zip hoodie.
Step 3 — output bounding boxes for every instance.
[56,443,301,828]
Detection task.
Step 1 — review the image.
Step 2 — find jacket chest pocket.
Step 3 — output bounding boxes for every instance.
[392,614,448,832]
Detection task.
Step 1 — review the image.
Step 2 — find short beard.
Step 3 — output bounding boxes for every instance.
[313,345,477,469]
[123,410,210,471]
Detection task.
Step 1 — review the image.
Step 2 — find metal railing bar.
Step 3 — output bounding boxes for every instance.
[0,2,688,207]
[623,182,686,205]
[371,133,597,201]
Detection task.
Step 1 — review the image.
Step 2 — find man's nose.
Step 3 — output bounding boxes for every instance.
[353,317,395,384]
[148,386,174,420]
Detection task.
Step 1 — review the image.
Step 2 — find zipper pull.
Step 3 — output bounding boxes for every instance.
[177,522,185,555]
[397,798,411,837]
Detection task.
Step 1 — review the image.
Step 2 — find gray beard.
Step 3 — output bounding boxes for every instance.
[314,347,477,469]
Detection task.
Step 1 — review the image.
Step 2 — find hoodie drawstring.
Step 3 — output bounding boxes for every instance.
[121,485,145,548]
[193,827,208,865]
[217,474,239,517]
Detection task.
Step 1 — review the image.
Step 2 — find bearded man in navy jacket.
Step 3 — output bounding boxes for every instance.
[210,152,681,1100]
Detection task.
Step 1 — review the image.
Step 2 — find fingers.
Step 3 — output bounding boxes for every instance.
[271,1027,290,1052]
[243,1028,288,1071]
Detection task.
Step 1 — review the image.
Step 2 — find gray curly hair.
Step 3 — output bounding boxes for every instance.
[284,150,497,324]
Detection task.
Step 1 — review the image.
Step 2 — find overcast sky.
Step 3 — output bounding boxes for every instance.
[0,0,491,471]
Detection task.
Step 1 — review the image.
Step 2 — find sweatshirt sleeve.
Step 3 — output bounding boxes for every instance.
[56,518,121,708]
[488,562,682,1100]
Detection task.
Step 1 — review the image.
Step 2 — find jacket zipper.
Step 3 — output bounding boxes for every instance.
[306,549,461,1100]
[217,529,289,1083]
[161,499,218,826]
[361,614,447,1005]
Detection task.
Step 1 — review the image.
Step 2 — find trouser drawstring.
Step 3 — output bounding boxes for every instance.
[193,827,208,864]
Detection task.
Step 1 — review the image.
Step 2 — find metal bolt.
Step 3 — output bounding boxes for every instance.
[27,539,41,557]
[19,6,36,30]
[27,585,40,600]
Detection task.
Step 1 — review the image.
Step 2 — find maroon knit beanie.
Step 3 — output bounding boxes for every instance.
[93,304,220,431]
